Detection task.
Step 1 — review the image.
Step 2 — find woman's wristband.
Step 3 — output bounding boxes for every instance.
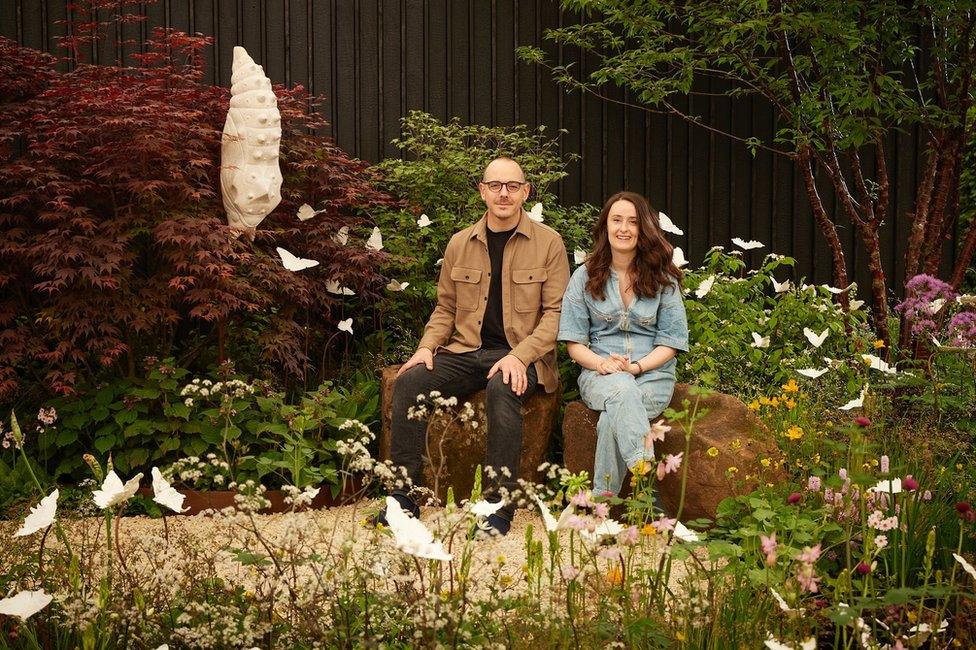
[633,361,644,375]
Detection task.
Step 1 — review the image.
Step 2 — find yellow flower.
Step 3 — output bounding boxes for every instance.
[785,425,804,440]
[606,566,624,586]
[748,400,761,411]
[871,459,879,467]
[784,398,797,410]
[500,574,513,587]
[641,524,657,537]
[496,554,506,566]
[631,459,650,476]
[957,463,963,471]
[759,396,771,406]
[874,339,885,349]
[727,466,739,475]
[707,446,720,458]
[862,356,873,367]
[782,379,800,393]
[812,453,821,464]
[907,610,918,623]
[675,631,686,642]
[770,396,780,408]
[730,439,742,451]
[760,457,771,468]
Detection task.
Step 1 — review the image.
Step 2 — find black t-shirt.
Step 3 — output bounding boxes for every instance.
[480,226,515,350]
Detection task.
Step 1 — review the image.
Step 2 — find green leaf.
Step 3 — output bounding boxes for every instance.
[94,435,116,454]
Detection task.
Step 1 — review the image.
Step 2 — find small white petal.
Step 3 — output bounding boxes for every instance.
[573,249,586,265]
[695,275,716,299]
[338,318,353,334]
[416,213,432,228]
[528,202,544,222]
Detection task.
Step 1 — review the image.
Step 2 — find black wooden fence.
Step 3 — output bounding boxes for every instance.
[3,1,946,291]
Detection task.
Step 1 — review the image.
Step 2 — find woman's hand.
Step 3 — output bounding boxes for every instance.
[597,355,629,375]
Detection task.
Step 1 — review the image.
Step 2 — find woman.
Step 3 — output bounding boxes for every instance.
[558,191,689,498]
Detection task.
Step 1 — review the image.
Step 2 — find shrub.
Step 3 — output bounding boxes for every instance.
[0,28,394,407]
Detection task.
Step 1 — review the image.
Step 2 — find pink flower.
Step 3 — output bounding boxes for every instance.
[796,544,821,564]
[656,452,683,480]
[903,475,919,491]
[618,525,640,546]
[807,476,821,491]
[651,515,676,534]
[593,501,610,520]
[823,487,834,504]
[560,563,580,581]
[922,490,932,501]
[569,491,592,508]
[795,564,820,593]
[880,455,890,474]
[855,561,871,575]
[854,416,871,427]
[759,533,777,555]
[645,419,671,450]
[787,492,802,505]
[36,407,57,426]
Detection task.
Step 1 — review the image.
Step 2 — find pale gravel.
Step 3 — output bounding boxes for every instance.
[3,499,693,604]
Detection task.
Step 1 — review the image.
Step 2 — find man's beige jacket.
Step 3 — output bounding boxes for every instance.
[417,209,571,393]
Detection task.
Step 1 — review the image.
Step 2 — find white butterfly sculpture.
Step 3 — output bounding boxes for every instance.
[386,279,409,292]
[732,237,764,250]
[580,518,625,544]
[769,587,803,615]
[416,213,432,228]
[870,478,902,494]
[751,332,770,348]
[332,226,349,245]
[953,552,976,582]
[574,249,586,265]
[366,227,384,251]
[861,354,897,375]
[528,202,544,222]
[657,211,684,236]
[771,278,792,293]
[796,367,829,379]
[14,489,58,537]
[673,521,700,543]
[695,275,716,299]
[0,590,53,620]
[384,496,452,561]
[839,384,868,410]
[803,327,829,348]
[93,470,144,509]
[926,298,946,315]
[469,500,505,518]
[325,280,355,296]
[151,467,187,513]
[276,247,319,272]
[296,203,324,221]
[823,282,855,294]
[764,633,816,650]
[672,247,688,268]
[848,298,865,311]
[534,495,574,533]
[337,318,353,334]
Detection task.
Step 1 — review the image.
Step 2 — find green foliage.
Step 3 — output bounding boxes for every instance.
[364,111,598,358]
[680,247,874,401]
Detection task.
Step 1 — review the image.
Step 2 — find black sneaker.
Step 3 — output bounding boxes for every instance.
[370,493,420,527]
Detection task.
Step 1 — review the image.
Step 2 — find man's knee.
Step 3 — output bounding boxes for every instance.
[392,365,437,409]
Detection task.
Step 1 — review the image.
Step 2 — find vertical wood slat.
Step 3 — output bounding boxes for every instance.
[5,0,941,288]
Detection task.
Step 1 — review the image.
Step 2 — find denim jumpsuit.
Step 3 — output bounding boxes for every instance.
[557,265,689,496]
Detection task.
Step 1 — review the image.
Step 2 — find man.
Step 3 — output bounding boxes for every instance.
[378,157,570,536]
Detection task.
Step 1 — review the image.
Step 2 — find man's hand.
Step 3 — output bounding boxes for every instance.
[487,354,529,395]
[396,347,434,378]
[597,354,629,375]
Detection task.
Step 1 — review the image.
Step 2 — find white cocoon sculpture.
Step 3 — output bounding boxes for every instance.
[220,46,283,232]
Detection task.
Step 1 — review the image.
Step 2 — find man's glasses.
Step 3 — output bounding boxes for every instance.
[481,180,527,193]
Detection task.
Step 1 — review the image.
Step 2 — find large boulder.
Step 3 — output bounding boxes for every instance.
[379,365,559,504]
[562,384,781,522]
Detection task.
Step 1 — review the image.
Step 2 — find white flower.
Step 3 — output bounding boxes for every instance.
[803,327,828,348]
[695,275,716,299]
[771,278,792,293]
[416,213,432,228]
[92,470,144,509]
[528,202,544,222]
[953,552,976,581]
[0,590,53,620]
[751,332,770,348]
[332,225,349,245]
[338,318,353,334]
[384,496,451,561]
[14,489,58,537]
[469,499,505,517]
[151,467,187,513]
[573,248,586,265]
[732,237,764,250]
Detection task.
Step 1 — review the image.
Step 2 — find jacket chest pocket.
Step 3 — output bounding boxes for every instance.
[631,301,658,327]
[450,266,482,311]
[512,267,547,313]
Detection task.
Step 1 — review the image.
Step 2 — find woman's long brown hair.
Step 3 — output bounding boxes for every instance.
[584,191,683,301]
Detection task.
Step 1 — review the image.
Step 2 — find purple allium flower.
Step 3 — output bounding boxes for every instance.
[807,476,822,491]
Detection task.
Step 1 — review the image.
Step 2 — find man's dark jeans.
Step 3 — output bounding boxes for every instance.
[390,348,538,520]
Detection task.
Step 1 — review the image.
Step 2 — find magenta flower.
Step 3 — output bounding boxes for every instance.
[854,416,871,427]
[948,311,976,347]
[855,561,872,575]
[787,492,802,505]
[903,475,919,491]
